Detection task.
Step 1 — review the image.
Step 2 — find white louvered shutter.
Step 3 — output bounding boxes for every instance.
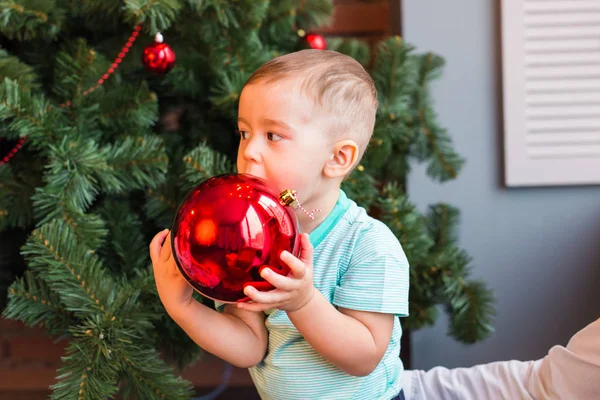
[501,0,600,186]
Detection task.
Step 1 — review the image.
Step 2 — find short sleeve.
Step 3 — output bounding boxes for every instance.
[333,221,409,317]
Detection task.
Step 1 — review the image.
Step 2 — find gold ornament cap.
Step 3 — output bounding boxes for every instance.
[279,189,298,208]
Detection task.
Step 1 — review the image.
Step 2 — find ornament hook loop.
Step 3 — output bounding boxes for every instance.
[279,189,321,220]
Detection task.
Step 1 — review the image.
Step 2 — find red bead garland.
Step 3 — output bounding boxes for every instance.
[0,25,143,165]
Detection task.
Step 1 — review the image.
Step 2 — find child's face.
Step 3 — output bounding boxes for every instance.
[236,78,333,204]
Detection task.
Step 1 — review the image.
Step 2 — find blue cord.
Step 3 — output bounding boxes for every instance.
[192,361,233,400]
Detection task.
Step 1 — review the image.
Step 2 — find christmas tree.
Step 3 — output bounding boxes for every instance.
[1,1,495,398]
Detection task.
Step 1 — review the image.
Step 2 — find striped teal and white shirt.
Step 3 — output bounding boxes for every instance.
[217,190,409,399]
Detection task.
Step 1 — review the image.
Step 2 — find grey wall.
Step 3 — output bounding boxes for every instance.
[402,0,600,370]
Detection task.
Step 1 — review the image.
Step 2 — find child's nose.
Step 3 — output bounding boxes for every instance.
[242,137,261,164]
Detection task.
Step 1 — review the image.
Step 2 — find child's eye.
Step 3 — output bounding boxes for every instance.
[267,132,282,142]
[237,129,249,140]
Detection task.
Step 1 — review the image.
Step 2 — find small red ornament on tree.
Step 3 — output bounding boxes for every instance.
[305,33,327,50]
[171,174,301,303]
[142,32,176,74]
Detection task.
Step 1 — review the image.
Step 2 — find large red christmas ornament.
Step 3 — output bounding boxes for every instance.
[171,174,300,303]
[305,33,327,50]
[142,32,176,74]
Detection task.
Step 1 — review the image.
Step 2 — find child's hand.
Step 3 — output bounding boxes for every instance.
[238,233,315,313]
[149,229,193,315]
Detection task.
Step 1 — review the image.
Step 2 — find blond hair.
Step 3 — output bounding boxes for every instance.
[244,49,378,161]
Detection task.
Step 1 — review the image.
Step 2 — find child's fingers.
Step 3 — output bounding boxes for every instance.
[298,233,313,266]
[280,251,306,279]
[160,231,173,262]
[244,280,274,292]
[259,267,296,291]
[243,285,289,304]
[149,229,169,264]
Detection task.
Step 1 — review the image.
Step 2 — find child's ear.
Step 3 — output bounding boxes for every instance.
[324,140,359,178]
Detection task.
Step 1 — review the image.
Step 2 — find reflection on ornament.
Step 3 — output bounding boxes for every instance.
[194,218,218,245]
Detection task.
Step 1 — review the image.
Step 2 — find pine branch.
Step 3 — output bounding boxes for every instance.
[3,270,75,337]
[407,244,495,342]
[363,120,412,183]
[418,125,465,183]
[145,182,179,228]
[229,36,270,74]
[364,126,393,170]
[0,77,73,146]
[190,0,269,30]
[181,0,273,67]
[68,0,123,17]
[404,261,448,330]
[209,69,250,116]
[57,211,108,253]
[70,103,105,143]
[109,277,159,334]
[180,143,233,192]
[5,101,164,234]
[327,38,370,67]
[183,0,206,13]
[32,191,109,250]
[118,344,195,400]
[101,134,168,192]
[0,163,35,229]
[369,37,425,183]
[21,219,118,318]
[0,77,40,139]
[404,301,439,331]
[151,311,203,369]
[123,0,184,34]
[377,182,434,263]
[98,198,150,274]
[52,38,111,105]
[123,267,202,367]
[411,52,465,182]
[51,334,120,400]
[294,0,333,30]
[96,82,159,136]
[371,37,418,116]
[260,0,332,39]
[0,0,65,40]
[0,49,40,89]
[258,2,300,51]
[50,315,193,399]
[43,135,105,213]
[159,62,207,99]
[425,203,461,250]
[445,280,495,343]
[189,0,238,26]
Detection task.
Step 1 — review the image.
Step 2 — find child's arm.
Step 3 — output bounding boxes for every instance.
[238,233,396,376]
[170,301,268,368]
[288,291,394,376]
[150,230,267,368]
